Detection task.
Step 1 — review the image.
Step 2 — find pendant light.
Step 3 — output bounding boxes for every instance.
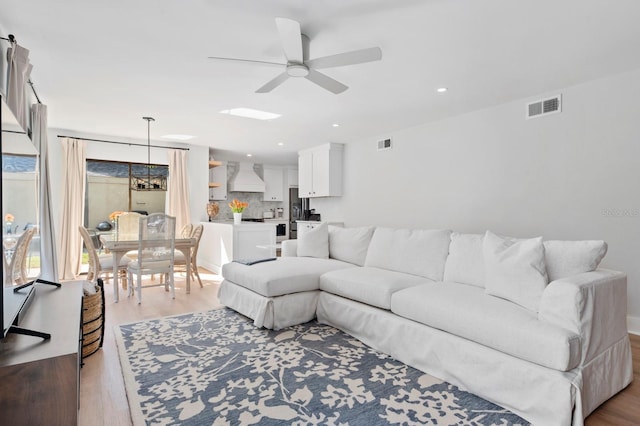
[130,116,167,191]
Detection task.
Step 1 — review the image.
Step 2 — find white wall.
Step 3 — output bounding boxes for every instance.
[312,68,640,330]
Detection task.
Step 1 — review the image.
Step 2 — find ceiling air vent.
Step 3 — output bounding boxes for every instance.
[526,94,562,119]
[377,138,392,151]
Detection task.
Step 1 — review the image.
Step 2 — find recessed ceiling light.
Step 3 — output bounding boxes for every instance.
[436,87,448,93]
[332,123,340,127]
[161,134,195,141]
[219,108,281,121]
[246,153,253,157]
[277,142,284,146]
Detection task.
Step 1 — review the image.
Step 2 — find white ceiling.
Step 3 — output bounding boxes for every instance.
[2,0,640,165]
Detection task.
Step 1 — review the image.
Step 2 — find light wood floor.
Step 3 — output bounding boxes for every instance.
[79,272,640,425]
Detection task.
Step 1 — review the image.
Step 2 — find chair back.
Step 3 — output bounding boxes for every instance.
[191,224,204,258]
[180,223,193,238]
[137,213,176,271]
[117,212,142,240]
[79,226,100,282]
[5,227,36,285]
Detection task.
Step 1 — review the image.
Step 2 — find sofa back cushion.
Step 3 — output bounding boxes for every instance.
[543,240,607,282]
[328,225,375,266]
[297,222,329,259]
[483,231,548,312]
[364,227,451,280]
[443,232,485,287]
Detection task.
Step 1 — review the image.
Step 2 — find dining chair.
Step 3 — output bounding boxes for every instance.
[127,213,176,304]
[4,227,36,286]
[174,224,204,288]
[79,226,131,286]
[116,212,142,239]
[180,223,193,238]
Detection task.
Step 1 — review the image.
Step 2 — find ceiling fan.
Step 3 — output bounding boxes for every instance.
[208,17,382,94]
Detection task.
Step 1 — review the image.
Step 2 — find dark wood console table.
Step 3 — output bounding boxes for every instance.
[0,281,83,425]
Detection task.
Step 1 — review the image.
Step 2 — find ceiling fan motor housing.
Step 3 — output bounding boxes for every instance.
[286,63,309,77]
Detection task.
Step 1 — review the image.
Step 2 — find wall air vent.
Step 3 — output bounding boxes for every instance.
[377,138,392,151]
[526,94,562,119]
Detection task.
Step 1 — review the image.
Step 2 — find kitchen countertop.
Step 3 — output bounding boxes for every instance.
[206,220,273,226]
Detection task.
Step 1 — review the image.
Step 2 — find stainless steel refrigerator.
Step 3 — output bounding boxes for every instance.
[288,187,309,239]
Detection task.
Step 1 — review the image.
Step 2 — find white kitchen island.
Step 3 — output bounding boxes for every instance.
[197,221,276,274]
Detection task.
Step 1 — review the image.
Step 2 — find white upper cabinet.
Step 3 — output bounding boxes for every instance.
[263,166,284,201]
[209,160,228,200]
[298,143,343,197]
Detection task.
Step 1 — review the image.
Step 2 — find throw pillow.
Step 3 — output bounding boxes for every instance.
[443,232,485,287]
[297,222,329,259]
[483,231,548,312]
[543,240,607,281]
[328,225,375,266]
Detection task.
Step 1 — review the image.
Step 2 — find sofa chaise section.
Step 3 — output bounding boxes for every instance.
[219,257,353,329]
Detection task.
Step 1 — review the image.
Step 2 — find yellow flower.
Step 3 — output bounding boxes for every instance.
[109,211,125,221]
[228,199,248,213]
[4,213,14,222]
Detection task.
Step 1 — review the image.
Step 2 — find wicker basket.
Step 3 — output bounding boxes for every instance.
[82,278,105,360]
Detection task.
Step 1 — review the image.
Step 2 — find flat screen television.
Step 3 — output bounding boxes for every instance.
[1,93,42,338]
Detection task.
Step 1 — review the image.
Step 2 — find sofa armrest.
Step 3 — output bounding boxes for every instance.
[281,239,298,257]
[538,268,627,364]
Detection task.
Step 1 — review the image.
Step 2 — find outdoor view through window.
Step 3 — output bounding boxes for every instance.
[85,160,168,230]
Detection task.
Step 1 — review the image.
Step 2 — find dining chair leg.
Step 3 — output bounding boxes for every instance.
[136,274,142,304]
[128,271,134,297]
[169,269,175,299]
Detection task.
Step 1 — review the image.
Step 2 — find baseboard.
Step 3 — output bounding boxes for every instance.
[628,315,640,335]
[198,259,221,275]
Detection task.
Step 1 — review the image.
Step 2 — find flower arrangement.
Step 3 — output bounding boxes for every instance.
[109,211,125,221]
[4,213,14,223]
[229,199,248,213]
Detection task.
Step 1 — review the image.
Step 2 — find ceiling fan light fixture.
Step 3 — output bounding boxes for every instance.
[286,64,309,77]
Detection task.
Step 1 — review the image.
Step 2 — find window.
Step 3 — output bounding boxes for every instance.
[85,160,168,230]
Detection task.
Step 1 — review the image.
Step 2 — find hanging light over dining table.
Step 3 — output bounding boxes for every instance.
[130,116,167,191]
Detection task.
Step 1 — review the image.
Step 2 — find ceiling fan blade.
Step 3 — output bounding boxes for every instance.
[208,56,284,67]
[275,17,303,64]
[305,69,348,94]
[256,72,290,93]
[306,47,382,69]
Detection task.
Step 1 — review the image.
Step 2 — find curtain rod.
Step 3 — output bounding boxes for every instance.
[56,135,190,151]
[1,34,42,104]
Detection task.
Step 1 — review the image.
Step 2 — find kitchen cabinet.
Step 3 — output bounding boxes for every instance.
[296,221,322,238]
[198,222,276,273]
[298,143,343,197]
[296,221,345,239]
[209,160,227,201]
[263,166,284,201]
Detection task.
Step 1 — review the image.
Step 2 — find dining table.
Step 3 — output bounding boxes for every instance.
[100,232,196,302]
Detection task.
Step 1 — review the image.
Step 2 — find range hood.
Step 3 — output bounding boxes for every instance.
[229,162,265,192]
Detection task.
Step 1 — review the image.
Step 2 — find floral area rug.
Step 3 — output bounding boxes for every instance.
[116,308,529,425]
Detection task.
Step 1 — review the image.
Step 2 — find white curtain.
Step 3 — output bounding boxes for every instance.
[58,138,86,280]
[6,42,32,131]
[166,149,190,231]
[31,104,58,281]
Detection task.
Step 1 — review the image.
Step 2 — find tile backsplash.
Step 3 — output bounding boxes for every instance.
[221,191,282,219]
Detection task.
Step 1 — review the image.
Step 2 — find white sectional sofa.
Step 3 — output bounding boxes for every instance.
[219,223,633,426]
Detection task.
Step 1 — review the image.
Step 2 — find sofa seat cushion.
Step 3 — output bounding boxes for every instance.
[221,257,353,297]
[320,267,433,310]
[390,282,581,371]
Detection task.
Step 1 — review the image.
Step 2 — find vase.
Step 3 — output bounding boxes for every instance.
[233,212,242,225]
